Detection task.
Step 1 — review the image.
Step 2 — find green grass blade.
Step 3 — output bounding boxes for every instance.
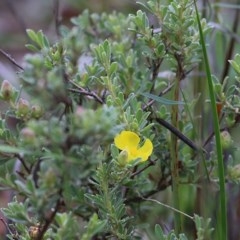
[194,1,227,239]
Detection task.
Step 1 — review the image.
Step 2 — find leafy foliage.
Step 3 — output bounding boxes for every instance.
[1,0,240,239]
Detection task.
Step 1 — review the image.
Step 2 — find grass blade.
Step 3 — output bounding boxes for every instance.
[194,1,227,239]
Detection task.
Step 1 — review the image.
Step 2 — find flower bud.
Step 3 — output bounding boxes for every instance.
[16,98,30,119]
[43,168,57,188]
[31,105,43,119]
[220,130,232,150]
[0,80,14,101]
[75,106,85,117]
[118,150,128,167]
[28,225,41,240]
[228,164,240,181]
[20,127,36,144]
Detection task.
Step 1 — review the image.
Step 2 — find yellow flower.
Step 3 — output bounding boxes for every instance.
[114,131,153,163]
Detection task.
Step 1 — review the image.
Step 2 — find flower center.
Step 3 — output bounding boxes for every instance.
[129,147,138,157]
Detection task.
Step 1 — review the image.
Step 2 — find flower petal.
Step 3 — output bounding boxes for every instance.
[114,131,140,150]
[136,139,153,161]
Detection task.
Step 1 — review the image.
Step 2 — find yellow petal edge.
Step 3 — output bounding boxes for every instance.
[114,131,153,163]
[114,131,140,150]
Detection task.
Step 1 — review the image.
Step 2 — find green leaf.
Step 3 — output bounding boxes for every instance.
[109,62,118,77]
[0,145,29,154]
[229,55,240,74]
[25,44,39,52]
[142,92,185,105]
[155,224,165,239]
[37,30,45,47]
[111,144,119,159]
[91,219,107,236]
[42,35,50,48]
[26,29,38,43]
[179,234,188,240]
[2,197,31,223]
[103,40,111,59]
[136,2,154,14]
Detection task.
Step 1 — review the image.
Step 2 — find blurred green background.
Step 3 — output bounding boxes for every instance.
[0,0,137,80]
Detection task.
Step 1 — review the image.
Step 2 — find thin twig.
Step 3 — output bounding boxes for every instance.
[130,159,156,178]
[36,195,62,240]
[68,87,104,104]
[221,5,240,83]
[125,180,171,204]
[149,57,164,93]
[0,218,10,233]
[53,0,61,37]
[208,22,240,43]
[155,117,203,152]
[0,49,24,71]
[14,153,31,174]
[142,197,194,220]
